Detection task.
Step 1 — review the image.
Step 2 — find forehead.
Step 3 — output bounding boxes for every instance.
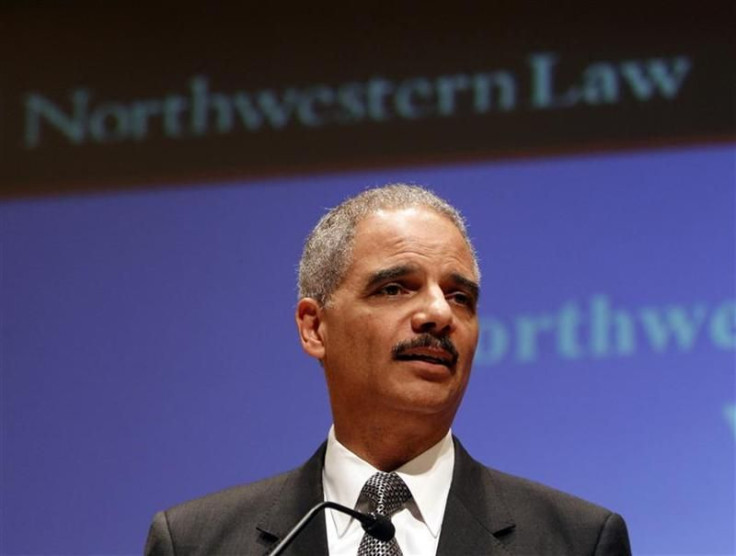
[347,207,477,279]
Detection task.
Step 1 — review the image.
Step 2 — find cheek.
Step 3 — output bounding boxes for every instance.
[469,326,480,349]
[332,305,407,356]
[355,321,401,364]
[459,324,480,357]
[330,315,385,355]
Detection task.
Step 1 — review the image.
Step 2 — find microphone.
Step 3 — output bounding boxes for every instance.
[268,500,395,555]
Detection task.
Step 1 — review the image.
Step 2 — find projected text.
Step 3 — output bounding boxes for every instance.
[476,294,734,365]
[23,52,691,148]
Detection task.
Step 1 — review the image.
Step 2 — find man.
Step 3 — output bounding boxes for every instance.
[145,184,631,555]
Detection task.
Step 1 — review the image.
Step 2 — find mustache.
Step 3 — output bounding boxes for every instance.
[391,334,459,365]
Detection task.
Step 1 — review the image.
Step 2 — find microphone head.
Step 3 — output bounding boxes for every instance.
[362,513,395,542]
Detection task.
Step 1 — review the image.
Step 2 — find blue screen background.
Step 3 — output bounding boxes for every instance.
[2,144,734,555]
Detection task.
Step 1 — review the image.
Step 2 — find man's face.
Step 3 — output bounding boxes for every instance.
[308,207,480,426]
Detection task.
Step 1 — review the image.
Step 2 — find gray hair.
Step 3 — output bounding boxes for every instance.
[298,183,479,306]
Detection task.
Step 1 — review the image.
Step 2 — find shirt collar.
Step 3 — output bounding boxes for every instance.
[322,425,455,538]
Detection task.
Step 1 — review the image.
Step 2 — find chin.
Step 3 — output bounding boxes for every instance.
[390,383,464,416]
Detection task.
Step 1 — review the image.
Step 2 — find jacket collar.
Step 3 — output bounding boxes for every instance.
[436,437,516,555]
[256,443,329,555]
[255,438,517,555]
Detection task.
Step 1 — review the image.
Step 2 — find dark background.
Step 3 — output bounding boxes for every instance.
[1,1,733,196]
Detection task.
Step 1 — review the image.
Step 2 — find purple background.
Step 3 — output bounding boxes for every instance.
[2,144,734,555]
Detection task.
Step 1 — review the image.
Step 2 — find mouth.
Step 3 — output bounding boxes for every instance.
[395,351,454,368]
[392,334,458,370]
[392,335,459,369]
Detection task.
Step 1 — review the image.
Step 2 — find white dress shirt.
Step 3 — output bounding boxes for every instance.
[322,426,455,556]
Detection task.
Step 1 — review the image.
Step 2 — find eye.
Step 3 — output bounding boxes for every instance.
[449,291,475,309]
[378,283,404,296]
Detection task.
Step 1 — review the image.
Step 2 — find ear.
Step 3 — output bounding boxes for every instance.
[295,297,326,360]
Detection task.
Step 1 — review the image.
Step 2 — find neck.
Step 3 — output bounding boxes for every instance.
[333,417,451,471]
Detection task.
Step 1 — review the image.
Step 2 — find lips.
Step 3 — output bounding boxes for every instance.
[395,348,454,367]
[392,335,459,368]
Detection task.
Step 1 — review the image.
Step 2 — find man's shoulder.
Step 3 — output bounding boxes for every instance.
[455,439,614,520]
[163,467,295,525]
[146,466,300,556]
[449,440,631,554]
[146,445,328,556]
[483,464,614,523]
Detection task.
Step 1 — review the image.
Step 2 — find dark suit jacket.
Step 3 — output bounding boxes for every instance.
[145,439,631,555]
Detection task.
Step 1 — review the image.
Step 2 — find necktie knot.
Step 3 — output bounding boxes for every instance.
[361,471,412,517]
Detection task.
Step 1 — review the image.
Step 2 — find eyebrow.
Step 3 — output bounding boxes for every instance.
[364,264,418,291]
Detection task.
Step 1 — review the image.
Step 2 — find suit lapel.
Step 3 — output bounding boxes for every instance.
[254,439,516,555]
[436,439,516,556]
[256,444,329,556]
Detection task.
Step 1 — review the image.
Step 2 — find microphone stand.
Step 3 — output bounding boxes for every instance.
[268,500,394,555]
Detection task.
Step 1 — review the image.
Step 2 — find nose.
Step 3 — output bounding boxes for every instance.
[410,285,454,334]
